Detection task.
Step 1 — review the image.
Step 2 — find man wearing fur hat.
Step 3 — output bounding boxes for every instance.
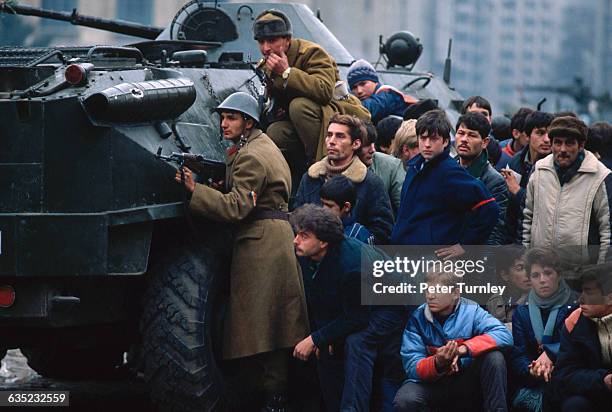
[523,116,612,264]
[253,9,369,182]
[347,59,417,124]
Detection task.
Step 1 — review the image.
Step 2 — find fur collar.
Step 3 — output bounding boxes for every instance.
[307,156,368,183]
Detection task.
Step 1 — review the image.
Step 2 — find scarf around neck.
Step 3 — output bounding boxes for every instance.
[528,279,572,343]
[554,150,585,186]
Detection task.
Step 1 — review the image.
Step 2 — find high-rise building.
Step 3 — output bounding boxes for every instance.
[5,0,607,118]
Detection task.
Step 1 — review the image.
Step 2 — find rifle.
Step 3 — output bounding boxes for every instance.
[156,147,225,185]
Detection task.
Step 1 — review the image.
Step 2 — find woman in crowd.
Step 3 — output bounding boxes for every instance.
[510,248,579,411]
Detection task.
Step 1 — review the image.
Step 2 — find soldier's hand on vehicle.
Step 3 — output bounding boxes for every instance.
[174,167,195,193]
[293,335,316,361]
[435,244,466,260]
[266,50,289,76]
[501,169,520,195]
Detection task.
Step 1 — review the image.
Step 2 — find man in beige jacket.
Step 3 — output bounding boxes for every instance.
[523,116,612,265]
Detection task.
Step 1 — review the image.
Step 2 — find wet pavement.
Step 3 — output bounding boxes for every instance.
[0,350,155,411]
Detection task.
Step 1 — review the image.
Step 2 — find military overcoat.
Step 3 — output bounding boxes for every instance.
[189,129,309,360]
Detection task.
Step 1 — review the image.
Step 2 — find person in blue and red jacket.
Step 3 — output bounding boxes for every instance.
[393,270,513,411]
[390,109,498,258]
[549,266,612,412]
[347,59,417,124]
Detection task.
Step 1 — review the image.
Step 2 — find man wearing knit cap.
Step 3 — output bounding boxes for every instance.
[347,59,417,124]
[253,9,369,183]
[523,116,612,265]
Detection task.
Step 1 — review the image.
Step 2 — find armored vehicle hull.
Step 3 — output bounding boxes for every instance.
[0,2,463,410]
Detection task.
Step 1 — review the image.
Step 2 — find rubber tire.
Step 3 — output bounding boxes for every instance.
[22,342,124,379]
[140,244,225,412]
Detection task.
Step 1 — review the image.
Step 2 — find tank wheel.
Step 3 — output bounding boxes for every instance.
[22,342,125,379]
[140,244,226,412]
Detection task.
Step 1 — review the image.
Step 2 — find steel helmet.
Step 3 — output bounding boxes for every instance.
[214,92,260,124]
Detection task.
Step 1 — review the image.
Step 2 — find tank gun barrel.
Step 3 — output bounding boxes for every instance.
[0,1,163,39]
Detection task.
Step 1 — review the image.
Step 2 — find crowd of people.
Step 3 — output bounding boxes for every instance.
[176,8,612,412]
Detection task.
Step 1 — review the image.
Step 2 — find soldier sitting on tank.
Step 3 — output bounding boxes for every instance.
[347,59,417,125]
[175,92,309,411]
[253,9,370,182]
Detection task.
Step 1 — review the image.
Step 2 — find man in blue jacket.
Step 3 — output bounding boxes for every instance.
[393,270,513,411]
[390,109,498,256]
[347,59,417,124]
[549,267,612,411]
[291,204,407,412]
[293,114,394,244]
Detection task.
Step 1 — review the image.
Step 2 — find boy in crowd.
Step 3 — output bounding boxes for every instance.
[391,109,498,256]
[393,270,513,411]
[293,114,394,244]
[501,107,533,157]
[320,175,374,244]
[510,248,578,411]
[391,119,419,167]
[550,266,612,412]
[461,95,492,123]
[501,111,554,243]
[486,245,530,325]
[347,59,417,124]
[376,116,403,154]
[360,122,406,214]
[291,204,406,411]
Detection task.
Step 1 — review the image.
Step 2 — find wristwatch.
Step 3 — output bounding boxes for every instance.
[282,67,291,80]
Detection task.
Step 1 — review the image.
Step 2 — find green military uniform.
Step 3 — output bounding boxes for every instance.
[189,128,309,361]
[264,37,370,164]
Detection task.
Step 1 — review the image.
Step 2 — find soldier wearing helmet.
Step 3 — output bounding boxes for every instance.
[175,92,309,410]
[253,9,370,184]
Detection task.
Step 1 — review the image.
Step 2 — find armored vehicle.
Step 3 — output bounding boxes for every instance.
[0,1,463,410]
